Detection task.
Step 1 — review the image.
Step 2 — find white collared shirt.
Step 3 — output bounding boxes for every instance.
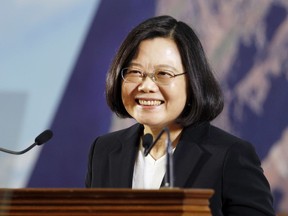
[132,145,167,189]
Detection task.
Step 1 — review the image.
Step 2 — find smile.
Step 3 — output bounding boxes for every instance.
[137,99,163,106]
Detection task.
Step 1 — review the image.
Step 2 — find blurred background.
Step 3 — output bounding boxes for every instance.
[0,0,287,214]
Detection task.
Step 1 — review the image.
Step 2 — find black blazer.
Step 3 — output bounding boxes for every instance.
[86,122,275,216]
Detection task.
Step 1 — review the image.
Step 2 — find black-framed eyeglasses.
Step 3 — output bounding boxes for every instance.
[121,67,187,85]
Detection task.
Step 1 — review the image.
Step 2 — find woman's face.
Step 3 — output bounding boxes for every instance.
[121,37,187,129]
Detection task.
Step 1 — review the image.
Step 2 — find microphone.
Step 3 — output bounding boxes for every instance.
[142,128,174,188]
[142,133,153,154]
[0,130,53,155]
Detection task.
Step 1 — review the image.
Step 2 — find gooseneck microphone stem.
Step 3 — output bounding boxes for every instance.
[0,143,37,155]
[143,127,174,188]
[144,129,166,156]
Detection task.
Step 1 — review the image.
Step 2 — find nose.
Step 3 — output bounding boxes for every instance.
[137,75,159,92]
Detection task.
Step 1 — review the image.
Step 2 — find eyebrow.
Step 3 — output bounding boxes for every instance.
[129,62,179,72]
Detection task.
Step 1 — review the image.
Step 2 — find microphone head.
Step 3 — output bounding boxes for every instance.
[142,133,153,151]
[35,130,53,145]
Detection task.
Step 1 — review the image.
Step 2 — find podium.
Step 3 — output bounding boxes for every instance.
[0,188,213,216]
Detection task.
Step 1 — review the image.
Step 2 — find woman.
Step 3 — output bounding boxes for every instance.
[86,15,275,216]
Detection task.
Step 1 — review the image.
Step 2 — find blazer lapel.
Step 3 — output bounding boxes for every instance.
[172,122,211,187]
[108,124,143,188]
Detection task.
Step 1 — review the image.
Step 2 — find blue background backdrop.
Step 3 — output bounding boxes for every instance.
[1,0,287,214]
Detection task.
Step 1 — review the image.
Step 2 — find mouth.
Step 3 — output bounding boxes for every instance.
[136,99,164,106]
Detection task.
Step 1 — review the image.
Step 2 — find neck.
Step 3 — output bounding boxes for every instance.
[143,124,183,160]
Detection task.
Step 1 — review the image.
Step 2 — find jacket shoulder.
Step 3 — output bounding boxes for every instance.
[91,123,142,151]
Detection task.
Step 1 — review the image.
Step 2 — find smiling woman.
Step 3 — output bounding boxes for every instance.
[86,15,275,216]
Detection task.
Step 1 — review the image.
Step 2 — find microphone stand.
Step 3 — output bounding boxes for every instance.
[163,127,174,188]
[0,130,53,155]
[144,127,174,188]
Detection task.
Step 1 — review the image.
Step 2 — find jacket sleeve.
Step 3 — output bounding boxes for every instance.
[222,141,275,216]
[85,138,98,188]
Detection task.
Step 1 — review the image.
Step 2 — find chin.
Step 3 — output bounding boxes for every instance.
[133,113,169,126]
[137,119,167,128]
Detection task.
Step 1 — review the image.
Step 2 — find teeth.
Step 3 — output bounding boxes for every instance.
[138,99,162,106]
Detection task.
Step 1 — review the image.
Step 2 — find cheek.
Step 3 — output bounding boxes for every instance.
[121,83,136,105]
[167,81,188,103]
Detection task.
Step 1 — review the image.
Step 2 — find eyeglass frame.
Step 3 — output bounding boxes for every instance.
[120,67,187,85]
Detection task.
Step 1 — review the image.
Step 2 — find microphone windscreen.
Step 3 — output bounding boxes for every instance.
[142,133,153,150]
[35,130,53,145]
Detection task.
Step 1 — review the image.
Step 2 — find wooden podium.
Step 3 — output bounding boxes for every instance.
[0,188,213,216]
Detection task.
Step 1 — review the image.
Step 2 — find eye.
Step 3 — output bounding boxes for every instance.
[125,68,144,77]
[156,70,174,79]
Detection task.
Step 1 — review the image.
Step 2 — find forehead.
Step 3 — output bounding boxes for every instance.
[130,37,183,71]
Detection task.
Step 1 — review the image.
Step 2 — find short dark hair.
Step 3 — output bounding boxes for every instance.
[106,15,224,127]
